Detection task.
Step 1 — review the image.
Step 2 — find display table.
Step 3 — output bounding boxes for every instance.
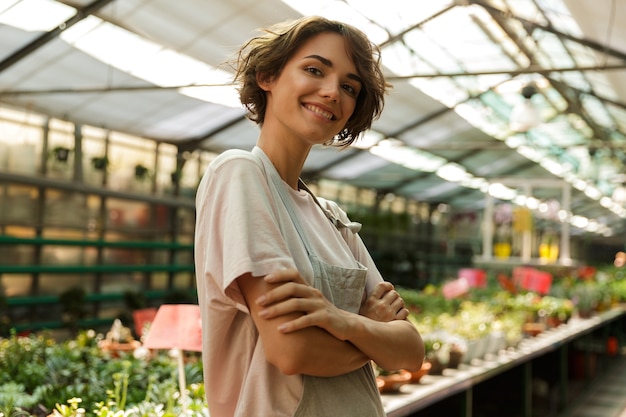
[383,307,626,417]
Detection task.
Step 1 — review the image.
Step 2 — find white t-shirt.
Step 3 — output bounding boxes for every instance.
[194,148,383,417]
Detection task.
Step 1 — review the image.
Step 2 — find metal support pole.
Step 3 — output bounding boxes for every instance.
[462,386,473,417]
[559,344,568,411]
[560,183,572,263]
[523,361,532,417]
[482,192,494,260]
[521,184,532,262]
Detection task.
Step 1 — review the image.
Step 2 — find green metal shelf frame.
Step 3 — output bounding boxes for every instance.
[0,235,194,274]
[0,235,193,250]
[0,234,197,334]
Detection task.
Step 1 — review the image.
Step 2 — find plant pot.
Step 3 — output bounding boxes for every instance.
[410,361,432,383]
[99,340,141,358]
[426,356,445,375]
[376,369,412,393]
[522,322,546,337]
[134,164,149,180]
[448,349,464,369]
[53,147,71,162]
[91,156,109,171]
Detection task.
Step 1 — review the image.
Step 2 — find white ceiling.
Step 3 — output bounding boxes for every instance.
[1,0,625,238]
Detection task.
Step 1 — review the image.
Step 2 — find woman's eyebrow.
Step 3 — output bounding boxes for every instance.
[304,54,362,84]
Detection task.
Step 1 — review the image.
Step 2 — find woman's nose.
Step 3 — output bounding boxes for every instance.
[319,78,340,101]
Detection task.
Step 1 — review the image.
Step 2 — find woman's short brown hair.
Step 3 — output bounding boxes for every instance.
[233,16,389,146]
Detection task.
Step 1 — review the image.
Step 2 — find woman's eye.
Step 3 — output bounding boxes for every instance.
[342,84,357,96]
[305,67,322,76]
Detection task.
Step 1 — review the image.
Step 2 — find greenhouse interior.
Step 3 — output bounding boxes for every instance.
[1,0,626,416]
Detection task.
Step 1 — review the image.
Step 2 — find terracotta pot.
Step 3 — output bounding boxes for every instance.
[376,369,412,393]
[99,340,141,358]
[522,322,546,337]
[410,361,432,383]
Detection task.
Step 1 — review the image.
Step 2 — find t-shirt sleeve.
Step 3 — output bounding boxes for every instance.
[195,152,296,310]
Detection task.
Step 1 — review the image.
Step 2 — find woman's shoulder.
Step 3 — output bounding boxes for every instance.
[210,148,261,169]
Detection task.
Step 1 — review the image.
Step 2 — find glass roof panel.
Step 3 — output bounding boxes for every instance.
[608,105,626,133]
[0,0,74,31]
[348,0,455,36]
[535,32,576,67]
[411,77,469,108]
[541,1,585,38]
[566,41,601,67]
[402,30,461,73]
[507,0,545,21]
[381,42,434,76]
[586,72,620,101]
[581,94,616,129]
[321,151,388,180]
[556,71,591,91]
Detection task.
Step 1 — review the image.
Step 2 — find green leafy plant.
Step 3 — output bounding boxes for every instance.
[134,164,150,180]
[51,146,72,163]
[91,156,109,171]
[0,330,205,416]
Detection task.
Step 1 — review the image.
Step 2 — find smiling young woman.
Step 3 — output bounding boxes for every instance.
[194,16,424,417]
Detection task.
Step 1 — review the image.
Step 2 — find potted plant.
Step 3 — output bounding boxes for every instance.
[170,168,183,185]
[98,318,141,358]
[51,146,71,163]
[59,286,86,334]
[134,164,150,180]
[409,360,432,383]
[373,363,412,393]
[423,338,447,375]
[570,281,602,318]
[91,155,109,171]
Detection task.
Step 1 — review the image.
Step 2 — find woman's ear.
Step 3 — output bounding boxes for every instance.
[257,72,273,91]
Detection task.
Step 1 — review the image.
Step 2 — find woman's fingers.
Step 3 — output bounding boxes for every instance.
[370,281,394,299]
[264,269,307,285]
[258,293,322,319]
[395,308,409,320]
[359,282,410,322]
[255,269,311,306]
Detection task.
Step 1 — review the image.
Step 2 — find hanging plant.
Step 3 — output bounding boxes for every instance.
[51,146,71,163]
[134,163,149,180]
[91,155,109,171]
[171,168,182,184]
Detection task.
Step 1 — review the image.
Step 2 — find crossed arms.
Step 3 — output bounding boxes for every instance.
[238,269,425,377]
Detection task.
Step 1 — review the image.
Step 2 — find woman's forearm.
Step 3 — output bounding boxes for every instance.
[344,315,424,372]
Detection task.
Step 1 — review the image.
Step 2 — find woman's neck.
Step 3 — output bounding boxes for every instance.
[257,135,311,190]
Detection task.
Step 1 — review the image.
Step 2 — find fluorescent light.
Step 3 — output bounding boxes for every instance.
[60,17,240,108]
[583,185,602,200]
[510,100,541,132]
[370,139,446,172]
[488,183,517,200]
[570,215,589,229]
[436,162,469,182]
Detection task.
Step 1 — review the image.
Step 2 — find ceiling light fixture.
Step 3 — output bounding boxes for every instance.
[510,84,541,132]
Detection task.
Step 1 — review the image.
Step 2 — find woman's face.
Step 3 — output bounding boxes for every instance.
[259,32,362,146]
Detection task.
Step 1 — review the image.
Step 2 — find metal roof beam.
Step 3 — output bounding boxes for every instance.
[386,64,626,80]
[473,0,626,62]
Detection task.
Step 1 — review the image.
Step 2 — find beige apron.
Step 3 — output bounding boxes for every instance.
[253,147,385,417]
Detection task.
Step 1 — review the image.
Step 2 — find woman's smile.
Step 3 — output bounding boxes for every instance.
[303,103,336,121]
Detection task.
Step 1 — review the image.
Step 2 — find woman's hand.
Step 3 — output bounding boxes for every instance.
[359,281,408,322]
[255,269,354,340]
